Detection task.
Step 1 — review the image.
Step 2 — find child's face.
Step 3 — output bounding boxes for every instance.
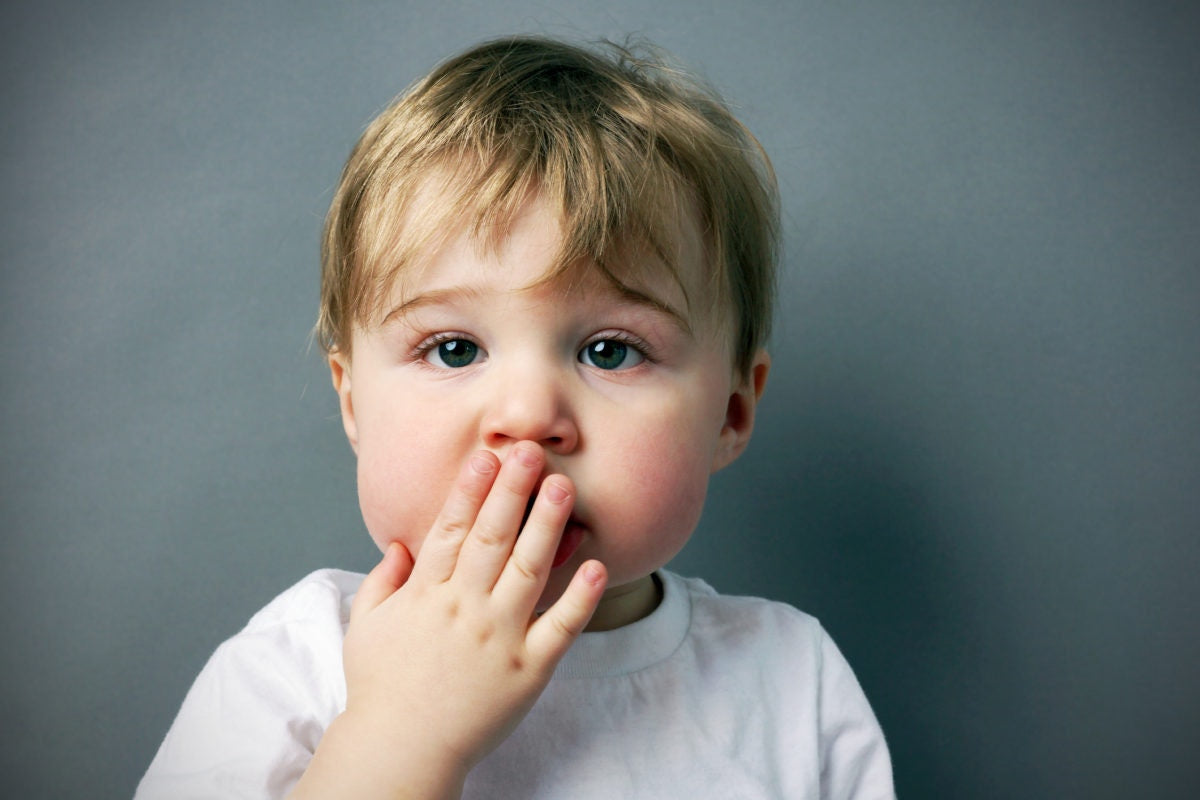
[330,195,766,628]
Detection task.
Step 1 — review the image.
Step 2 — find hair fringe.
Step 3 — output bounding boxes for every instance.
[317,35,778,376]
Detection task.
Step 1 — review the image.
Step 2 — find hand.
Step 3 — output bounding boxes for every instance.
[292,442,607,800]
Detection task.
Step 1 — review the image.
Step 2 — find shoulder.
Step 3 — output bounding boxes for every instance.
[191,567,366,702]
[204,568,366,695]
[136,569,367,799]
[668,570,827,656]
[665,570,876,713]
[239,567,365,635]
[179,567,368,735]
[665,571,896,798]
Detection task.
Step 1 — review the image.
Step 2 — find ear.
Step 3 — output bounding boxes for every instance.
[328,351,359,455]
[711,349,770,473]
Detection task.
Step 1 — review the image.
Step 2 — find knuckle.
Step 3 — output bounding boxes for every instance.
[497,477,531,502]
[549,609,583,641]
[436,515,471,540]
[508,554,541,585]
[471,519,509,548]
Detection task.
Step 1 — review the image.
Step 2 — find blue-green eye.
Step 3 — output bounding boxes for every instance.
[426,339,479,368]
[579,339,644,370]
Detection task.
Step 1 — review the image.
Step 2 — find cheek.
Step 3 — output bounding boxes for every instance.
[595,408,722,573]
[355,422,462,556]
[630,434,712,532]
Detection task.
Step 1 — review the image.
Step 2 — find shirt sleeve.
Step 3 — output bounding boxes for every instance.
[817,625,896,800]
[134,572,352,800]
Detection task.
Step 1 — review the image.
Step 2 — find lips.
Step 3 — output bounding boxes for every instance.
[552,520,584,568]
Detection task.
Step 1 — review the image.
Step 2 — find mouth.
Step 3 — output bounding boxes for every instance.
[552,519,585,568]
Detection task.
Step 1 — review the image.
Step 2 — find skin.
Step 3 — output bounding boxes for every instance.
[290,194,769,799]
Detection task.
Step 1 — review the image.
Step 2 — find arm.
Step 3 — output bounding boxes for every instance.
[818,628,896,800]
[289,443,607,800]
[135,574,349,800]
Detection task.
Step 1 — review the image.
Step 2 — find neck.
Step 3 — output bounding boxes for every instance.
[584,573,663,632]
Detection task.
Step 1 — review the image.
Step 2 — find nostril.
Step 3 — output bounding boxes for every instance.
[479,400,578,452]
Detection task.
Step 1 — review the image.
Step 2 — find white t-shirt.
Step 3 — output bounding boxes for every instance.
[137,569,895,799]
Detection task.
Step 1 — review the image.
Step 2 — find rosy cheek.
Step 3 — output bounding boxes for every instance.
[622,429,711,532]
[357,455,407,550]
[356,440,433,554]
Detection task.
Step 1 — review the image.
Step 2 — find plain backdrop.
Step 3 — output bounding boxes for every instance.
[2,1,1197,797]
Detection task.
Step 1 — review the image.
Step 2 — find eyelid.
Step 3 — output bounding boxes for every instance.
[581,330,657,362]
[410,331,485,367]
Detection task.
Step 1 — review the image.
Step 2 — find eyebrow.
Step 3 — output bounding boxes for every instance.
[606,283,693,336]
[381,282,692,335]
[381,286,486,326]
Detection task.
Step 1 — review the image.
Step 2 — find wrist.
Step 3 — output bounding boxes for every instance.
[290,709,468,800]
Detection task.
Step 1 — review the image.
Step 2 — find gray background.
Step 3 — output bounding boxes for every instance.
[2,0,1197,797]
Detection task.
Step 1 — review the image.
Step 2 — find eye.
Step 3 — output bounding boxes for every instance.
[579,339,645,371]
[424,338,480,368]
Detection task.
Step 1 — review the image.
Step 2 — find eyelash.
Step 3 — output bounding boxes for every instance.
[409,331,656,368]
[410,331,481,364]
[581,331,655,364]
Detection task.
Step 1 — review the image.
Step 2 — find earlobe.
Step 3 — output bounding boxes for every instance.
[711,349,770,473]
[328,352,359,454]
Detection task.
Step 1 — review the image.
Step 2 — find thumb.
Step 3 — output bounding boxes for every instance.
[350,542,414,623]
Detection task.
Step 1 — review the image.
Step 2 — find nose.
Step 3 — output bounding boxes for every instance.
[479,358,580,454]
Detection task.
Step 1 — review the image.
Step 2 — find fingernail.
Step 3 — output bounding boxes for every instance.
[470,453,496,474]
[543,481,570,504]
[513,444,540,467]
[583,562,605,585]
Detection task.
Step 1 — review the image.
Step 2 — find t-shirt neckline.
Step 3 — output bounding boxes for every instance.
[553,570,691,679]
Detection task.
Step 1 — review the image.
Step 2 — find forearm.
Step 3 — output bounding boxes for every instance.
[288,711,467,800]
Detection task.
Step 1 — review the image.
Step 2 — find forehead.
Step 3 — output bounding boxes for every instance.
[373,186,717,328]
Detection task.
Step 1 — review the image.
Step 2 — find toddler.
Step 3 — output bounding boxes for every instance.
[137,35,894,799]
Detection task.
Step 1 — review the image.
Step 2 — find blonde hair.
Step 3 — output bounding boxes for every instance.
[317,35,778,376]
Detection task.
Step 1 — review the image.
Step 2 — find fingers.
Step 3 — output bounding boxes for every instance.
[526,560,607,662]
[493,475,574,604]
[414,450,501,583]
[409,441,569,612]
[453,442,545,587]
[350,542,414,624]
